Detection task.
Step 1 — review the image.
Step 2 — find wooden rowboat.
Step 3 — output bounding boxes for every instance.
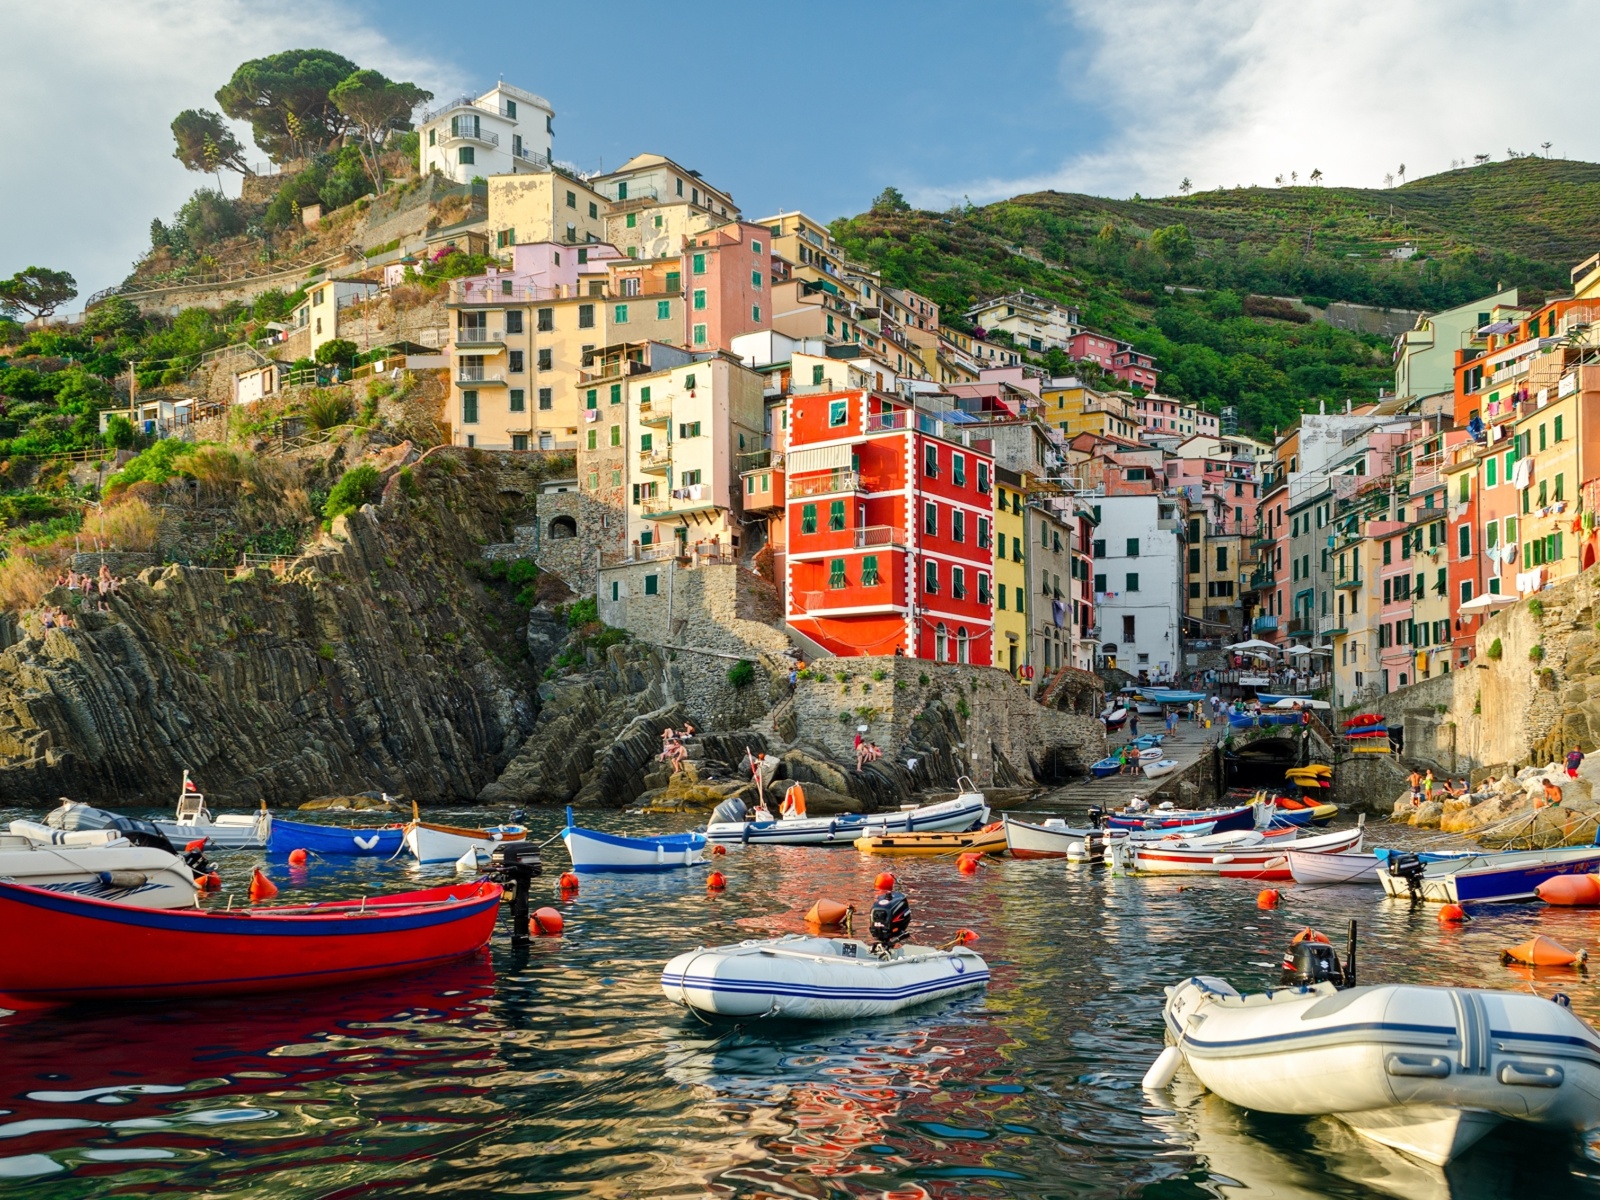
[853,823,1008,857]
[403,803,527,864]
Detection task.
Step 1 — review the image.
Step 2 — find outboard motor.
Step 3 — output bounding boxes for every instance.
[1086,806,1104,830]
[869,891,911,953]
[488,841,544,946]
[710,796,748,826]
[1280,920,1358,989]
[1387,852,1426,901]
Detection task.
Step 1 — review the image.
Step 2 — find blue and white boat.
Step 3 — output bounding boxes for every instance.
[1090,756,1124,779]
[562,807,707,873]
[1255,693,1312,706]
[1378,845,1600,903]
[268,817,404,857]
[1128,733,1165,750]
[705,792,988,846]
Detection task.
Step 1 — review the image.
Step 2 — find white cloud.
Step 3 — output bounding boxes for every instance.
[0,0,458,301]
[915,0,1599,207]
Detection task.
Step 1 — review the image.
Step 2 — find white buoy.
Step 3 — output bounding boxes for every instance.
[455,846,484,874]
[1142,1046,1182,1090]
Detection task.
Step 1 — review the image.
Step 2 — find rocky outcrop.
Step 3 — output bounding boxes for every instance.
[1389,758,1600,848]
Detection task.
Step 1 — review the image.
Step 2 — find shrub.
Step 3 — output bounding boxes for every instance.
[835,670,849,683]
[106,439,192,490]
[397,466,419,498]
[727,659,756,688]
[314,338,359,367]
[323,465,381,521]
[918,672,930,686]
[1529,644,1546,662]
[872,668,887,682]
[838,711,852,723]
[303,390,354,431]
[565,595,598,629]
[103,414,136,449]
[1528,598,1545,619]
[317,643,337,661]
[1486,638,1503,660]
[956,698,971,719]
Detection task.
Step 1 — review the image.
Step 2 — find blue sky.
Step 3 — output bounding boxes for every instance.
[3,0,1595,301]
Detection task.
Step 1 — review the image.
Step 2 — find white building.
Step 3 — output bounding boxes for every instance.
[419,83,554,183]
[967,291,1081,354]
[1093,493,1186,683]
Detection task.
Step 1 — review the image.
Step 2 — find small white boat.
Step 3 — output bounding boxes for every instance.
[1135,826,1366,879]
[563,807,707,873]
[661,934,988,1019]
[403,807,528,865]
[1379,845,1600,904]
[705,792,988,847]
[1136,747,1166,761]
[1287,849,1380,885]
[1142,758,1181,779]
[150,772,272,850]
[1002,815,1216,860]
[1160,976,1600,1165]
[0,831,199,909]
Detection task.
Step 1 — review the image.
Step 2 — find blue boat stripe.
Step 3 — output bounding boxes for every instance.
[1183,1019,1457,1050]
[661,970,989,1001]
[0,884,499,936]
[564,827,706,852]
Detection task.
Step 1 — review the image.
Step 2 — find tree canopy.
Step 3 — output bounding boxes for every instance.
[171,109,249,177]
[871,187,911,215]
[0,267,78,321]
[330,70,432,195]
[214,48,359,162]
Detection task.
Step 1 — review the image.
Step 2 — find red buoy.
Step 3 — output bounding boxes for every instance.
[196,871,221,891]
[874,872,896,892]
[531,907,564,936]
[957,853,981,875]
[1256,888,1280,909]
[249,868,278,902]
[287,848,308,866]
[707,870,727,891]
[711,844,727,856]
[558,871,580,893]
[1438,903,1468,924]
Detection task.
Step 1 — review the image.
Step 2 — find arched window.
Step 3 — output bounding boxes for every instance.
[935,622,947,662]
[548,516,577,540]
[956,626,969,664]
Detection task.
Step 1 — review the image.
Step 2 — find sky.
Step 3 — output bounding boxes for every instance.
[3,0,1597,303]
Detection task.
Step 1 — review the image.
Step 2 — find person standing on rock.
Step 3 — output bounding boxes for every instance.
[1423,770,1435,802]
[1568,746,1586,780]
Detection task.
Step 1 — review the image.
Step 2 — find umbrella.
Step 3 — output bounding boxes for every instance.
[1458,593,1514,613]
[1227,639,1280,652]
[1272,697,1330,710]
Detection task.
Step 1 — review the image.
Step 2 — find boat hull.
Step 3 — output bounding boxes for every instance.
[0,880,502,1007]
[562,825,707,872]
[1136,826,1357,878]
[1379,846,1600,903]
[0,843,197,909]
[660,935,989,1019]
[268,817,404,857]
[705,795,987,846]
[1105,802,1256,833]
[1164,977,1600,1165]
[853,826,1007,857]
[404,822,527,865]
[1286,850,1380,885]
[154,811,271,850]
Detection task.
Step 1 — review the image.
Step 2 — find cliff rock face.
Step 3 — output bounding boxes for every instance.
[0,453,540,806]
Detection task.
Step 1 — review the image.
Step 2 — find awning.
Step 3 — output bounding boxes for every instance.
[1227,639,1281,652]
[1458,593,1514,612]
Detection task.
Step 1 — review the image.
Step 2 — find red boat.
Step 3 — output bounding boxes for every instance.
[0,879,503,1008]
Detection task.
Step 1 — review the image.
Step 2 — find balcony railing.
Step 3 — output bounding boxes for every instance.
[638,449,671,473]
[1251,615,1278,633]
[637,401,671,426]
[866,410,908,432]
[456,327,503,345]
[443,123,499,147]
[456,370,506,385]
[736,450,773,473]
[641,489,716,517]
[788,469,864,498]
[1287,616,1315,636]
[853,525,905,549]
[511,145,549,167]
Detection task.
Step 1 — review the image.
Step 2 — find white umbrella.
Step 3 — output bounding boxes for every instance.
[1272,697,1330,710]
[1227,639,1281,652]
[1283,645,1313,655]
[1459,593,1514,613]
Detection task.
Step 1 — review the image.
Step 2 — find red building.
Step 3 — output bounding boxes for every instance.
[785,390,995,662]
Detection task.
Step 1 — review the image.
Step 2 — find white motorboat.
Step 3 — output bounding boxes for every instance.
[150,772,272,850]
[661,934,988,1019]
[1002,815,1216,860]
[1286,849,1381,885]
[1142,758,1181,779]
[1134,825,1366,879]
[1379,844,1600,904]
[705,792,987,847]
[562,806,706,873]
[1160,975,1600,1165]
[0,831,199,909]
[403,810,528,865]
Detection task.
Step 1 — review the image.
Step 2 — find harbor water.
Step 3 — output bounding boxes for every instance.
[3,805,1600,1198]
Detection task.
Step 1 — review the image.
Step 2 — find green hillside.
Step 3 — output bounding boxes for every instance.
[832,158,1600,434]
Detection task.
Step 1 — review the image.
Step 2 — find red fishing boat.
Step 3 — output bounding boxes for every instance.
[0,879,502,1008]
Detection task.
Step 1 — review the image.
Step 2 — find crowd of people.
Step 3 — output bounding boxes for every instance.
[658,724,699,775]
[51,565,123,613]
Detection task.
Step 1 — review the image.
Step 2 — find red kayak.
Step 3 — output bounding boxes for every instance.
[0,880,502,1008]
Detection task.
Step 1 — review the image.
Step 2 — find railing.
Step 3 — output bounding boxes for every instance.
[787,470,863,498]
[1252,615,1278,633]
[510,146,549,167]
[638,449,671,471]
[451,278,567,305]
[456,327,503,344]
[607,185,661,206]
[456,370,505,385]
[853,525,904,549]
[637,401,671,425]
[445,123,499,146]
[641,491,714,516]
[419,95,483,124]
[1287,616,1315,635]
[867,410,908,432]
[737,450,772,473]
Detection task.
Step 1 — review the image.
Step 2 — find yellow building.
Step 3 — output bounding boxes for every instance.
[993,466,1028,677]
[487,169,610,250]
[1507,359,1583,588]
[1042,379,1140,442]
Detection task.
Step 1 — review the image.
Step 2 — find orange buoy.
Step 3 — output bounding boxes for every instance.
[711,844,727,856]
[185,838,208,854]
[707,870,727,891]
[287,848,308,866]
[195,871,221,891]
[1501,935,1588,967]
[953,928,980,944]
[558,871,580,893]
[1257,888,1280,909]
[957,853,981,874]
[248,868,278,902]
[1438,903,1468,924]
[1289,927,1329,946]
[805,898,853,929]
[874,872,896,892]
[1536,873,1600,906]
[531,907,564,936]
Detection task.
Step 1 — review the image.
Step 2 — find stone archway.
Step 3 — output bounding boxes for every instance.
[548,516,577,540]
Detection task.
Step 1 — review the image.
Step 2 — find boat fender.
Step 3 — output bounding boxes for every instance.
[287,848,308,866]
[96,870,148,889]
[1437,903,1469,924]
[706,870,727,892]
[1256,889,1279,909]
[873,872,896,892]
[805,898,853,930]
[981,821,1004,833]
[531,906,563,936]
[1142,1046,1183,1091]
[1535,873,1600,906]
[558,871,580,893]
[249,868,278,902]
[1501,936,1588,967]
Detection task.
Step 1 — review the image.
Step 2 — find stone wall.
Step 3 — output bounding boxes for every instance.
[792,657,1106,788]
[1367,670,1458,773]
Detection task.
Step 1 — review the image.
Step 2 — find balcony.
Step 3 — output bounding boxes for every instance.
[1252,615,1278,633]
[637,401,671,426]
[510,145,549,168]
[1334,576,1364,590]
[455,327,504,348]
[866,410,909,432]
[1287,616,1316,637]
[788,469,865,499]
[852,525,905,550]
[441,122,499,148]
[638,449,672,474]
[641,489,718,519]
[456,370,506,387]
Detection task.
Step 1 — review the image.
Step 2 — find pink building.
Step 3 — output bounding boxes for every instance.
[684,222,773,352]
[1064,331,1159,389]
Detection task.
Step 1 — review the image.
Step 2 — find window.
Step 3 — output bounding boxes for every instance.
[751,270,763,288]
[1486,457,1497,487]
[692,252,706,274]
[610,425,621,447]
[829,500,845,531]
[585,388,597,410]
[998,583,1008,610]
[680,469,702,486]
[537,388,552,410]
[977,462,990,494]
[1555,414,1564,442]
[1094,573,1107,592]
[952,510,965,542]
[641,433,653,453]
[828,399,848,427]
[428,128,435,146]
[684,373,696,390]
[1383,539,1392,565]
[1126,538,1140,557]
[978,573,990,605]
[692,324,707,345]
[458,146,475,165]
[1126,572,1139,592]
[508,349,524,373]
[644,574,659,596]
[614,304,628,324]
[1093,538,1106,557]
[952,453,966,486]
[586,429,597,451]
[640,386,651,403]
[751,239,763,255]
[678,421,702,438]
[537,308,554,332]
[1556,473,1566,502]
[588,201,598,219]
[655,300,671,320]
[1458,524,1470,557]
[1190,581,1202,599]
[752,305,761,322]
[977,517,990,548]
[461,391,478,424]
[862,555,880,586]
[1216,546,1228,570]
[509,388,525,412]
[1540,423,1547,451]
[1188,547,1201,572]
[692,289,706,311]
[625,212,637,229]
[566,190,576,209]
[578,304,594,329]
[1122,615,1136,641]
[1486,521,1498,550]
[952,567,966,599]
[924,502,938,536]
[665,271,680,293]
[506,311,524,334]
[925,560,939,593]
[828,559,848,589]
